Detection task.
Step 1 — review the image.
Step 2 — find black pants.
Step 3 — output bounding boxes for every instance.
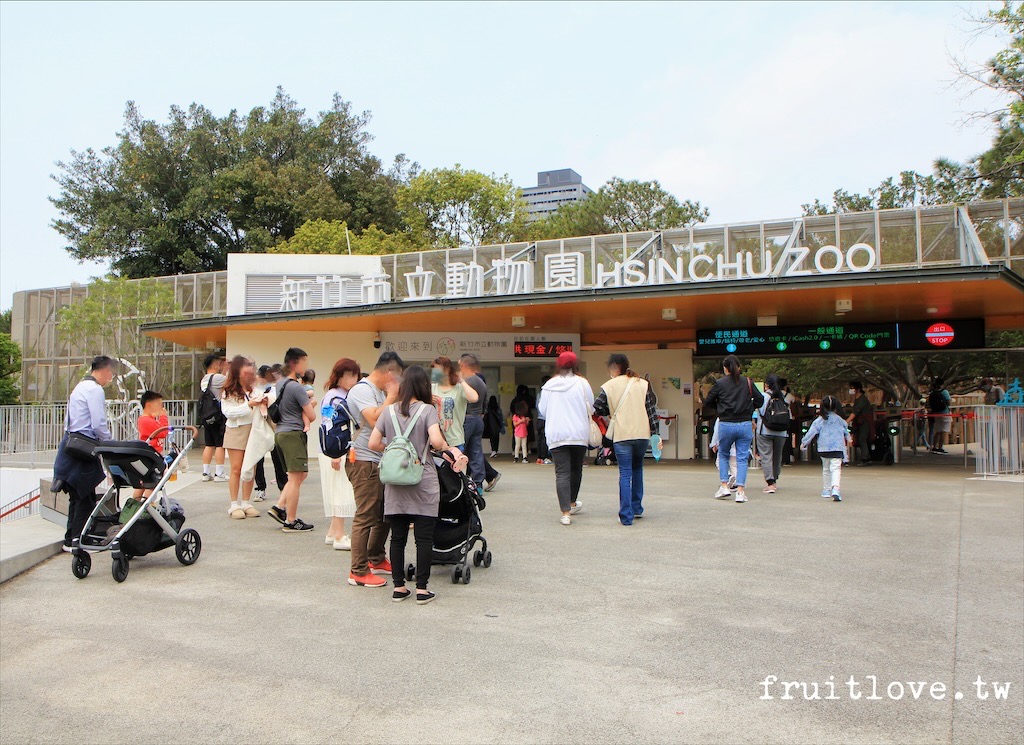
[855,423,872,463]
[389,514,436,590]
[551,445,586,512]
[254,459,267,491]
[270,445,288,491]
[536,420,549,459]
[64,486,98,546]
[488,432,500,454]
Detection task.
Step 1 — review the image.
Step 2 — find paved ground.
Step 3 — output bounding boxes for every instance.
[0,455,1021,744]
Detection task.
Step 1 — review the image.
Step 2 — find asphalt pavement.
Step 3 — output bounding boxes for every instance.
[0,455,1021,744]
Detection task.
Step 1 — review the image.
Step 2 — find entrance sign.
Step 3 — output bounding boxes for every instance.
[697,319,985,356]
[244,240,883,314]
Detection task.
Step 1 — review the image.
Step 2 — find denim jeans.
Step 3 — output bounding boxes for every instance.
[717,421,753,487]
[457,441,498,484]
[463,415,487,486]
[613,439,648,524]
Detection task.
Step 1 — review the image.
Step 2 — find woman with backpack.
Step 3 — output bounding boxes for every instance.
[703,355,764,503]
[537,352,595,526]
[368,365,469,604]
[756,373,790,494]
[319,358,361,550]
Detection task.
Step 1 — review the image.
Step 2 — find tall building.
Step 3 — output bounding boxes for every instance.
[520,169,593,223]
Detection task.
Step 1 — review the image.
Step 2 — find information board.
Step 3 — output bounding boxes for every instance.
[696,319,984,356]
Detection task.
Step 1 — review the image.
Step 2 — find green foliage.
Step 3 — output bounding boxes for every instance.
[529,177,708,239]
[0,332,21,405]
[802,165,981,215]
[56,276,182,397]
[270,219,420,256]
[50,89,413,277]
[0,308,11,335]
[397,165,528,248]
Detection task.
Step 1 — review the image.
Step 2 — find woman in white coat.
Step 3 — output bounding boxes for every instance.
[537,352,594,526]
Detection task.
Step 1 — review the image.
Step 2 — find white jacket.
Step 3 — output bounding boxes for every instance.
[538,373,594,449]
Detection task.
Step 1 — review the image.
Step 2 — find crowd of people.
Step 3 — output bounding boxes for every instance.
[53,349,1007,598]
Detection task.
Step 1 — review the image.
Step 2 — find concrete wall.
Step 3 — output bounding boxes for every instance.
[580,348,695,459]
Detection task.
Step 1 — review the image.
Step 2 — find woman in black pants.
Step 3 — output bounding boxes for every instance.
[536,352,595,526]
[368,365,469,603]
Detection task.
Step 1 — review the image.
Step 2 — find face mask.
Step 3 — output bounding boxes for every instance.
[849,389,856,396]
[431,368,444,384]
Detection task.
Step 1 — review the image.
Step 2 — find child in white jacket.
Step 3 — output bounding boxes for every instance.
[801,395,853,502]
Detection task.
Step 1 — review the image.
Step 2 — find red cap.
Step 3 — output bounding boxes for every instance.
[556,351,578,369]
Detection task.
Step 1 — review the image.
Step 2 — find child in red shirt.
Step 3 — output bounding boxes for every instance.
[512,400,531,463]
[134,391,169,500]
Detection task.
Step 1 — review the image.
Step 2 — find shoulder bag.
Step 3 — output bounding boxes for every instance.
[604,377,637,442]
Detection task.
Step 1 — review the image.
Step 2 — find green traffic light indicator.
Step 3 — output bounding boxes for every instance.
[776,342,787,351]
[819,340,831,350]
[865,338,877,349]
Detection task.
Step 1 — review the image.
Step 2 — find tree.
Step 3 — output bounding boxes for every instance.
[269,219,420,256]
[56,276,183,400]
[50,89,412,277]
[0,308,11,334]
[529,177,708,239]
[396,165,528,248]
[0,333,21,405]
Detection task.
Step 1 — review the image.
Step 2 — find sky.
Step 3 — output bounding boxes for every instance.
[0,0,1010,309]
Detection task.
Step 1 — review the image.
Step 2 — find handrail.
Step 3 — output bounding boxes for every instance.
[0,488,41,522]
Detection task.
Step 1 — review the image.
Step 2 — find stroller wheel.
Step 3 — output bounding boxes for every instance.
[450,565,462,584]
[473,550,483,567]
[71,551,91,579]
[483,550,493,568]
[111,556,129,583]
[175,529,202,566]
[462,565,472,585]
[406,564,415,582]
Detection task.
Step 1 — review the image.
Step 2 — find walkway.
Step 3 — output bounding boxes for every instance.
[0,460,1020,744]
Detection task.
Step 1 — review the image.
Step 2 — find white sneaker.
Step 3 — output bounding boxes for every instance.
[560,515,571,526]
[325,533,335,545]
[735,492,748,503]
[727,477,737,490]
[714,486,732,499]
[201,474,213,482]
[543,459,552,465]
[213,474,228,483]
[253,489,266,502]
[821,490,832,499]
[490,451,498,458]
[570,500,583,515]
[334,535,351,550]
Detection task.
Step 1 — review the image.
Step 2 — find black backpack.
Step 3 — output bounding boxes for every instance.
[267,379,292,425]
[319,393,358,458]
[197,376,226,428]
[928,388,947,413]
[763,392,792,430]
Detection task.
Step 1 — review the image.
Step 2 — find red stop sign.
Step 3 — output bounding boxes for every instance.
[926,322,955,347]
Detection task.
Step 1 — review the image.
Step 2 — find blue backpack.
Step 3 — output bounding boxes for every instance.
[319,393,358,459]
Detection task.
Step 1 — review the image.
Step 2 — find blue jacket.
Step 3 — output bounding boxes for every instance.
[801,413,850,453]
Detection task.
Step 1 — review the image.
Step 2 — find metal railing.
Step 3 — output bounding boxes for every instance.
[0,401,197,469]
[0,487,41,524]
[970,405,1024,477]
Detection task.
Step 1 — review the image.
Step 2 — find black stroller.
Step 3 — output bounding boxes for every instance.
[403,453,492,585]
[70,426,202,583]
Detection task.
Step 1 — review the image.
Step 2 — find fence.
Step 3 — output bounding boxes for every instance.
[0,401,197,469]
[970,405,1024,477]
